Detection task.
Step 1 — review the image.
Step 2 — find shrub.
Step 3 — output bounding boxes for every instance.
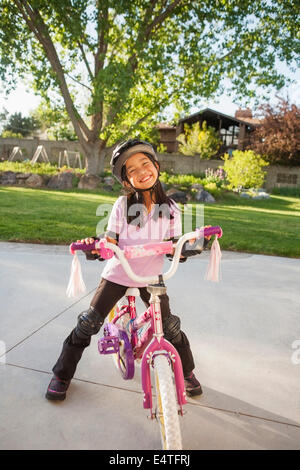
[222,150,269,191]
[160,170,228,199]
[157,143,167,153]
[1,130,23,138]
[160,171,204,188]
[176,121,221,159]
[202,181,221,197]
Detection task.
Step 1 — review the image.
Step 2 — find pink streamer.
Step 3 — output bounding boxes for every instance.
[205,236,222,282]
[66,252,87,298]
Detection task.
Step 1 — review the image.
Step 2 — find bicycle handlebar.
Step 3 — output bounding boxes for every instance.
[69,226,222,255]
[69,226,222,285]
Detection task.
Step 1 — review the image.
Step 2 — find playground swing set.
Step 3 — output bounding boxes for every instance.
[8,145,82,169]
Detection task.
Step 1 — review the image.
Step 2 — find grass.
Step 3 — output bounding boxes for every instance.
[197,193,300,258]
[0,186,119,245]
[0,186,299,258]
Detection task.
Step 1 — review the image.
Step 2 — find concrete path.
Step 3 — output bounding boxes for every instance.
[0,242,299,450]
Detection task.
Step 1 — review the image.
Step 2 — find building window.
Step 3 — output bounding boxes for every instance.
[220,125,239,147]
[277,173,298,184]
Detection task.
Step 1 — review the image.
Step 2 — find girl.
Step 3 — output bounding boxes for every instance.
[46,139,210,401]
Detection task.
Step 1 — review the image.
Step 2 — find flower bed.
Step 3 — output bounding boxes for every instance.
[160,168,227,199]
[0,161,121,191]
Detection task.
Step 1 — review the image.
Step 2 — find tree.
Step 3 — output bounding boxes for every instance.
[30,103,77,140]
[0,1,299,174]
[0,111,40,137]
[250,98,300,166]
[176,121,221,158]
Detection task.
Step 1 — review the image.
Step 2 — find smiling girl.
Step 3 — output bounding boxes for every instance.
[46,139,210,401]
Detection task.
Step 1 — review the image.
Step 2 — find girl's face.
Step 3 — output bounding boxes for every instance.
[124,152,159,190]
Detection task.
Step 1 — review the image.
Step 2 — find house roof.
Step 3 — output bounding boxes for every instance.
[178,107,260,129]
[236,116,261,125]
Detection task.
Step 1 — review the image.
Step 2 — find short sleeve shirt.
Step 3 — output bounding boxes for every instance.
[101,196,182,287]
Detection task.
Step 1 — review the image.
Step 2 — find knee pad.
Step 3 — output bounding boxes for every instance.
[75,306,103,340]
[163,314,181,342]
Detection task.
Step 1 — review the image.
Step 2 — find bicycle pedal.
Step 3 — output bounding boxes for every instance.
[98,335,119,355]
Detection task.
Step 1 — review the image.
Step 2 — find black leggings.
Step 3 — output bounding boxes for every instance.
[52,278,195,380]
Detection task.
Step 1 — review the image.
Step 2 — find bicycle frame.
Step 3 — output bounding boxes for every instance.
[105,287,187,417]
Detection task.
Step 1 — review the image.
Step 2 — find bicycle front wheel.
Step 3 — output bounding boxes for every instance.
[153,354,182,450]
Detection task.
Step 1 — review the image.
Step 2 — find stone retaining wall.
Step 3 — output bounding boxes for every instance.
[158,153,300,190]
[1,137,299,190]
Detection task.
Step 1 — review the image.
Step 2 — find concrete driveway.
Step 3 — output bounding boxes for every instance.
[0,241,299,450]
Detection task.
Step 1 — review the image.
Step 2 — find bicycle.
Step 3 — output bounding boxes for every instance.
[69,225,222,450]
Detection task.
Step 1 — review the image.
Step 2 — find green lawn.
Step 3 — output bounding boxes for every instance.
[0,186,118,244]
[0,186,299,258]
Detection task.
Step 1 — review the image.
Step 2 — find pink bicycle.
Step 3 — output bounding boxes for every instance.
[70,226,222,450]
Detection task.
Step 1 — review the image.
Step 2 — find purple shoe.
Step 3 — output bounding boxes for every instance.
[46,375,71,401]
[184,372,203,397]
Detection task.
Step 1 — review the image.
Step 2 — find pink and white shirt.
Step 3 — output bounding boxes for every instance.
[101,196,182,287]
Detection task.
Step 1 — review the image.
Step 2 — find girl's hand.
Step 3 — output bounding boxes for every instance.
[81,235,117,255]
[171,225,212,258]
[204,224,212,241]
[189,225,212,245]
[77,237,95,245]
[91,236,117,256]
[76,237,100,255]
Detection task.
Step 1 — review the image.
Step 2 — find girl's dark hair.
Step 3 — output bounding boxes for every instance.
[121,153,178,227]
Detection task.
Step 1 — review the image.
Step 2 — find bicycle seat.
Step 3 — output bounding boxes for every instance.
[125,288,140,297]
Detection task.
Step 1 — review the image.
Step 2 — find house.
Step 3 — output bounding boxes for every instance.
[157,108,261,155]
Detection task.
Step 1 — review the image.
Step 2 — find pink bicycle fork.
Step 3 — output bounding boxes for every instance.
[141,337,187,417]
[139,289,187,417]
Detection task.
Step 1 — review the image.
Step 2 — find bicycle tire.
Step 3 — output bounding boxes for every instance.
[153,354,182,450]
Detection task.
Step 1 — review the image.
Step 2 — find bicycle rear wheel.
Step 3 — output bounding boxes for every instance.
[153,354,182,450]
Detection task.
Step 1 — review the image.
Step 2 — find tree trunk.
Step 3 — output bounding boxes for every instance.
[84,140,107,175]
